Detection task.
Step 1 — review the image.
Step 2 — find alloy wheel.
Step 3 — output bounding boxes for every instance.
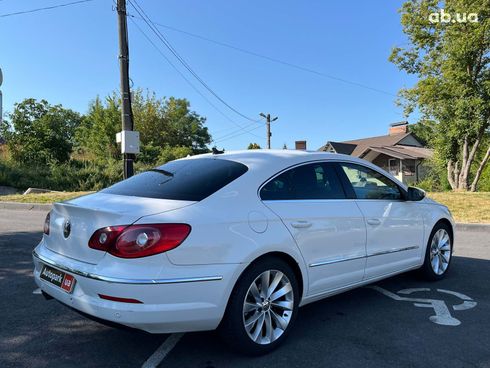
[242,270,294,345]
[430,228,451,275]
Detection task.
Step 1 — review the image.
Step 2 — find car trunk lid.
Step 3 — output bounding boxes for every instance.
[44,192,195,264]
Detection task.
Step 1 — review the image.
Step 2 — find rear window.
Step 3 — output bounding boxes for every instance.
[102,158,248,201]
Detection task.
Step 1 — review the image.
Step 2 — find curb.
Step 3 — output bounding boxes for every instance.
[0,202,489,232]
[0,201,52,211]
[455,223,490,232]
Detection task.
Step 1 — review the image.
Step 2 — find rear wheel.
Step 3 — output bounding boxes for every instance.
[420,223,453,281]
[219,258,299,355]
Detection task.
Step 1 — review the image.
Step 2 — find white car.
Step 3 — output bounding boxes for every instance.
[33,150,454,354]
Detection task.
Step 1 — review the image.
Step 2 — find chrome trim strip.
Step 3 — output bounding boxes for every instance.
[33,250,223,285]
[309,246,419,267]
[310,254,365,267]
[367,245,419,257]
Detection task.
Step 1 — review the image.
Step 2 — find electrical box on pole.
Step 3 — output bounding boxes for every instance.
[116,131,140,154]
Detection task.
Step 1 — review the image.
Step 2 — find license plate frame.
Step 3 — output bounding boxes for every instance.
[40,264,76,293]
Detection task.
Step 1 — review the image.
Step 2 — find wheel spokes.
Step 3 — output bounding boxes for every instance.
[438,232,449,248]
[264,311,273,342]
[243,269,294,345]
[251,313,265,342]
[271,300,293,311]
[249,281,261,303]
[267,271,283,298]
[260,271,270,298]
[244,302,259,313]
[270,283,293,302]
[270,309,288,330]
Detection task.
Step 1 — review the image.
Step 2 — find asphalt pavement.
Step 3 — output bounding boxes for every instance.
[0,208,489,368]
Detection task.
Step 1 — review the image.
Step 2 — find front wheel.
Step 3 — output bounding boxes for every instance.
[420,223,453,281]
[219,258,299,355]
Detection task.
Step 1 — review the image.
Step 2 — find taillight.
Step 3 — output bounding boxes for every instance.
[88,224,191,258]
[43,213,50,235]
[89,226,127,251]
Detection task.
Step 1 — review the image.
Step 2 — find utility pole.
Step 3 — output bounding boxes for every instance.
[0,68,3,125]
[260,113,278,149]
[117,0,135,178]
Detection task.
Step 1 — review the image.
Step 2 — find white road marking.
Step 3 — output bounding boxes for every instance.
[141,333,184,368]
[32,288,42,295]
[397,287,430,295]
[367,286,477,326]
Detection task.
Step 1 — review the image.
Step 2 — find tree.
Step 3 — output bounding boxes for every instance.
[1,98,81,165]
[75,94,121,160]
[390,0,490,191]
[247,143,261,149]
[76,90,212,164]
[408,120,437,148]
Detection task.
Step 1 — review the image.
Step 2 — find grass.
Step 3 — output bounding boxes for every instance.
[0,190,488,223]
[0,191,92,204]
[427,192,490,224]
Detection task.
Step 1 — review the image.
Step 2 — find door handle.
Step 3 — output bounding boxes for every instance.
[366,218,381,226]
[291,221,312,229]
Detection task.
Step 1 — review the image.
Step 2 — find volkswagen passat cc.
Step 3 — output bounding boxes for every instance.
[33,150,454,354]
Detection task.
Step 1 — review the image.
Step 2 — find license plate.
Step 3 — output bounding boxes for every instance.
[40,264,76,293]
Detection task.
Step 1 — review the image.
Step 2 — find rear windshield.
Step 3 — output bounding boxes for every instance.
[102,158,248,201]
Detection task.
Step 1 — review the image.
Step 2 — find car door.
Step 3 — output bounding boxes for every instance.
[336,162,424,280]
[260,161,366,296]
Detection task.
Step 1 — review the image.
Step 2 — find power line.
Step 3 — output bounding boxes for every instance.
[0,0,96,18]
[146,20,396,97]
[214,123,265,144]
[127,16,264,142]
[127,0,261,124]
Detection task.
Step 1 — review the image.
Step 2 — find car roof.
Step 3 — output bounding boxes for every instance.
[175,149,407,190]
[187,149,359,166]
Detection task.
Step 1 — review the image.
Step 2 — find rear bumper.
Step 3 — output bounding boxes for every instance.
[33,243,241,333]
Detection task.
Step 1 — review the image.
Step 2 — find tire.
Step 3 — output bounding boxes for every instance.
[420,222,453,281]
[219,257,300,355]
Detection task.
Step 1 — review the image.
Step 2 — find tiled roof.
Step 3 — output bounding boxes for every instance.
[318,131,433,161]
[318,132,425,156]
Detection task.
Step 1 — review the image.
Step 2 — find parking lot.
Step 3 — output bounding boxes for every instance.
[1,208,489,368]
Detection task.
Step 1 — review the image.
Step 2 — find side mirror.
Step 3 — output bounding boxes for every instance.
[407,186,426,201]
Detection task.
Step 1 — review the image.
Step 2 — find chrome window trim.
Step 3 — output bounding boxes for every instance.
[308,245,419,267]
[33,250,223,285]
[257,158,407,202]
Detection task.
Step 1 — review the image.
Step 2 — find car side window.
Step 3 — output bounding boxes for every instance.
[260,163,346,200]
[339,163,402,200]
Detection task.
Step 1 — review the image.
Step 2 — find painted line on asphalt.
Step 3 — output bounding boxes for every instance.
[32,288,42,295]
[141,333,184,368]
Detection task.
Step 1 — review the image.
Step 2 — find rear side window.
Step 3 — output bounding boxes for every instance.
[102,158,248,201]
[339,163,402,200]
[260,162,346,200]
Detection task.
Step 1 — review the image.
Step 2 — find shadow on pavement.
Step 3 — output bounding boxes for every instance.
[0,230,168,368]
[1,228,489,368]
[163,256,490,368]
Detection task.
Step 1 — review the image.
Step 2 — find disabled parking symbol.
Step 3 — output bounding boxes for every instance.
[368,286,477,326]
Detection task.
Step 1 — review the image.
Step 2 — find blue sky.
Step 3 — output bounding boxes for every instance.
[0,0,417,150]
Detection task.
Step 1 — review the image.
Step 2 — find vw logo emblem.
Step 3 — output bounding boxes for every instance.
[63,219,71,238]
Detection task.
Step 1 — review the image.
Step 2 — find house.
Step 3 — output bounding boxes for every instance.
[317,121,433,185]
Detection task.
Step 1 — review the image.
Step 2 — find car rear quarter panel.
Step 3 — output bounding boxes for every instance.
[136,186,310,298]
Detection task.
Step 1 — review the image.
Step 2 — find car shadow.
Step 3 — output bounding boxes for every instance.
[163,255,490,368]
[2,228,489,368]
